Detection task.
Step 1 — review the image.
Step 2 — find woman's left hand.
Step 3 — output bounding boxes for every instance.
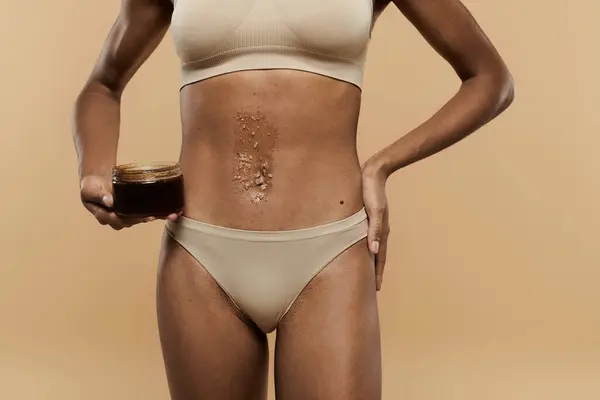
[361,162,390,291]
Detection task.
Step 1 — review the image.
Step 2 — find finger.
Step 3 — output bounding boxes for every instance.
[374,236,388,291]
[99,211,126,230]
[366,206,384,254]
[166,212,181,221]
[80,183,113,208]
[82,191,112,208]
[83,202,108,222]
[101,193,114,208]
[84,202,126,230]
[121,216,154,226]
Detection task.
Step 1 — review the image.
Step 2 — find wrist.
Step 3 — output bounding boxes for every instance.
[362,154,392,181]
[79,163,114,182]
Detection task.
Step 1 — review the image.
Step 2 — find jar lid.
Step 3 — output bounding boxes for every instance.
[112,162,182,183]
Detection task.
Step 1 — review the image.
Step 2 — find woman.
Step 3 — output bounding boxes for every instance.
[73,0,514,398]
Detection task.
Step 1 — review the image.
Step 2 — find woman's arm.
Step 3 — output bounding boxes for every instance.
[72,0,173,180]
[364,0,514,177]
[361,0,514,289]
[72,0,174,230]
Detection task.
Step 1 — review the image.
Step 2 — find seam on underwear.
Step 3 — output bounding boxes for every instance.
[175,221,361,243]
[164,228,258,330]
[181,44,362,69]
[179,67,363,93]
[180,67,362,91]
[275,232,369,327]
[174,208,368,242]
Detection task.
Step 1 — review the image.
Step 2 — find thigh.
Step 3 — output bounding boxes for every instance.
[157,232,269,400]
[274,238,382,400]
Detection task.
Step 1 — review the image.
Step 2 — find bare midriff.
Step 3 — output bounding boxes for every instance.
[178,69,365,230]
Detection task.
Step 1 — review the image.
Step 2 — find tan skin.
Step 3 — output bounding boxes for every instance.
[73,0,514,398]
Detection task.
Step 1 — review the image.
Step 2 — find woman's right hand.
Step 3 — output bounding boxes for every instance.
[80,175,179,230]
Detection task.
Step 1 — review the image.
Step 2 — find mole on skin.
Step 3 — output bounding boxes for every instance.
[232,111,278,204]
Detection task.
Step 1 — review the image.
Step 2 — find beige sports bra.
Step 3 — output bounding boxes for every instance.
[170,0,373,89]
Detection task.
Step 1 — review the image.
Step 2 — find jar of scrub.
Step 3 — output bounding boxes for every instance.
[112,162,184,218]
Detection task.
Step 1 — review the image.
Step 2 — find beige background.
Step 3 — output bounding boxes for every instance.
[1,1,598,399]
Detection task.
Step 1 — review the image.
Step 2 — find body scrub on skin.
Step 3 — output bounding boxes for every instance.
[112,162,184,218]
[232,111,278,204]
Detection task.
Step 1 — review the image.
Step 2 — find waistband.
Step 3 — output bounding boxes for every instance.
[166,208,368,242]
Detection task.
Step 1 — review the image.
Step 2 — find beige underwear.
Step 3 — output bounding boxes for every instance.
[165,208,370,333]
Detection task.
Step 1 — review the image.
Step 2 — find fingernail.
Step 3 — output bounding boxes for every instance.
[102,195,111,205]
[372,241,380,254]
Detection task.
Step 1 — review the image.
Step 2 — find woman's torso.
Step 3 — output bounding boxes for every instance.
[172,0,389,230]
[178,71,364,230]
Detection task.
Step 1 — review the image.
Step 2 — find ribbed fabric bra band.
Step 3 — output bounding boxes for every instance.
[165,208,371,333]
[169,0,374,89]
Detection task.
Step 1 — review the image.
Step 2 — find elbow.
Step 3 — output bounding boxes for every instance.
[496,68,515,112]
[74,79,121,113]
[470,65,515,117]
[78,66,125,104]
[460,59,515,117]
[487,64,515,115]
